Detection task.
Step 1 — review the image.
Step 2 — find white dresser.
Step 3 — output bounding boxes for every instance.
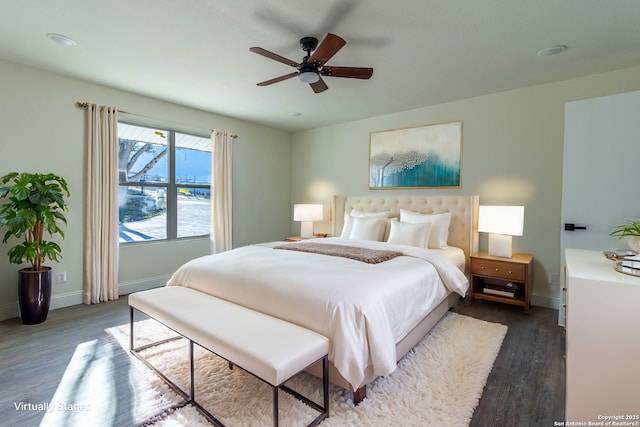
[565,248,640,422]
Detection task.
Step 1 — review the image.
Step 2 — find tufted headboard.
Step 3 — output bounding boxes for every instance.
[332,194,479,271]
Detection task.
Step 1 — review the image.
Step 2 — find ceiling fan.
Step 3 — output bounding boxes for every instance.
[250,33,373,94]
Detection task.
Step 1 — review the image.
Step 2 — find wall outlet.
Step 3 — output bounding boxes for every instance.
[57,272,67,283]
[548,272,560,286]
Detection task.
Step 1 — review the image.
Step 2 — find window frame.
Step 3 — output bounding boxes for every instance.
[118,121,211,244]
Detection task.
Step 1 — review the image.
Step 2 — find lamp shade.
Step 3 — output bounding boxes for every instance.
[478,205,524,258]
[478,206,524,236]
[293,204,323,238]
[293,204,323,222]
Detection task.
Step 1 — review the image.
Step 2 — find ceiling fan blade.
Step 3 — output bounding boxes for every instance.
[250,47,300,67]
[256,72,298,86]
[322,66,373,79]
[308,33,346,66]
[310,77,329,93]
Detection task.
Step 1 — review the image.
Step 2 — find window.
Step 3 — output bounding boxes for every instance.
[117,122,211,243]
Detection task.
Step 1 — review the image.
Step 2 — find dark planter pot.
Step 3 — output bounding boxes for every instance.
[18,267,52,325]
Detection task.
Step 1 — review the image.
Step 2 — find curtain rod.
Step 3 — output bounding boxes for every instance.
[75,102,237,138]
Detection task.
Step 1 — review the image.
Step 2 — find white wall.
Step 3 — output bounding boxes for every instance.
[0,59,292,320]
[3,57,639,319]
[291,66,640,308]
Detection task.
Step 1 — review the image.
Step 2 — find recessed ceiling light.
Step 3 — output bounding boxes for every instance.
[288,112,302,117]
[537,45,567,57]
[46,33,77,47]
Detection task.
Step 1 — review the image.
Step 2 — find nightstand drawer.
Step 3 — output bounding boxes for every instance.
[471,259,527,281]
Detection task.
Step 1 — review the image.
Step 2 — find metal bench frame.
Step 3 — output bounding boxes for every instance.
[130,307,329,427]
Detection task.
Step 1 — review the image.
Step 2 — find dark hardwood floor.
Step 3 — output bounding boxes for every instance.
[453,299,566,427]
[0,296,565,426]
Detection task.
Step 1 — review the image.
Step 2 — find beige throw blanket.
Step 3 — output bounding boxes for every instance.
[274,241,403,264]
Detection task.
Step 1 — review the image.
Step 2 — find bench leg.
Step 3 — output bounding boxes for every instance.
[129,307,199,422]
[129,306,135,351]
[190,340,195,399]
[278,355,329,426]
[323,356,329,417]
[273,386,279,427]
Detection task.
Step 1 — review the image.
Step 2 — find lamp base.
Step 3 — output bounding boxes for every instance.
[300,221,314,239]
[488,233,513,258]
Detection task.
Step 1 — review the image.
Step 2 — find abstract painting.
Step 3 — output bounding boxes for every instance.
[369,121,462,188]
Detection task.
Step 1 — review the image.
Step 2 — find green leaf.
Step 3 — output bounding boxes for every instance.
[0,172,69,268]
[610,218,640,238]
[41,241,63,263]
[7,241,37,266]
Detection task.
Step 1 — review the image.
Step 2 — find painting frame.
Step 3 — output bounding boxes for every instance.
[369,121,462,189]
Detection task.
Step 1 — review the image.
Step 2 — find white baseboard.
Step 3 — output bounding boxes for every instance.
[0,275,170,322]
[531,293,560,310]
[0,304,19,322]
[50,290,84,309]
[0,299,76,322]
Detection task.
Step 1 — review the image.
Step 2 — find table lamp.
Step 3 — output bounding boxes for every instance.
[478,205,525,258]
[293,204,323,238]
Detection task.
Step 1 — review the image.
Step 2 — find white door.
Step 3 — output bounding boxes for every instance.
[559,90,640,326]
[561,90,640,254]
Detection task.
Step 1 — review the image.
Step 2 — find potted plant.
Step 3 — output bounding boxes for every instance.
[609,218,640,252]
[0,172,69,324]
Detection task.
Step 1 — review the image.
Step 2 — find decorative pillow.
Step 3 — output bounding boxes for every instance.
[399,209,451,249]
[382,217,398,241]
[340,209,391,238]
[387,221,432,248]
[349,217,387,241]
[340,214,354,238]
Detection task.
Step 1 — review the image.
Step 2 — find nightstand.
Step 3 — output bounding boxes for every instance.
[470,251,533,313]
[286,234,328,242]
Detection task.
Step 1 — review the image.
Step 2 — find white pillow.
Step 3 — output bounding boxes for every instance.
[340,214,354,238]
[387,221,432,248]
[382,217,398,241]
[349,217,387,241]
[399,209,451,248]
[340,209,390,238]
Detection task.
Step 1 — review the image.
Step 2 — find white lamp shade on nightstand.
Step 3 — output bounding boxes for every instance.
[478,205,525,258]
[293,204,323,238]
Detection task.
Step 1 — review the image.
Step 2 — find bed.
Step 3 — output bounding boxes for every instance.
[166,194,479,403]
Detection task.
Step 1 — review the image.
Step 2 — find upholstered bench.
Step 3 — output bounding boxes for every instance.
[128,286,330,427]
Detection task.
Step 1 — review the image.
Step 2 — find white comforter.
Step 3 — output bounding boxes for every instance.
[166,237,468,390]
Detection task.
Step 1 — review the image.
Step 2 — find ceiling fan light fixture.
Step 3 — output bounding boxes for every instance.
[299,71,320,84]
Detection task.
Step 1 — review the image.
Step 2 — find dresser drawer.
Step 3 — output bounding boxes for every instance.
[471,259,527,282]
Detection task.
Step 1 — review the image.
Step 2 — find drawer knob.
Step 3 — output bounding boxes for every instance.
[495,268,499,272]
[481,266,486,270]
[508,270,512,274]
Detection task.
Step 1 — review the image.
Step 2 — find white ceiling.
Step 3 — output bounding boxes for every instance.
[2,0,639,132]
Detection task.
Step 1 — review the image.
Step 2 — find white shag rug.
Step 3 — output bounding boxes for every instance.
[108,312,507,427]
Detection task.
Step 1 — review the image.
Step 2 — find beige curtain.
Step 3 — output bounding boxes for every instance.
[83,104,119,304]
[210,129,233,253]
